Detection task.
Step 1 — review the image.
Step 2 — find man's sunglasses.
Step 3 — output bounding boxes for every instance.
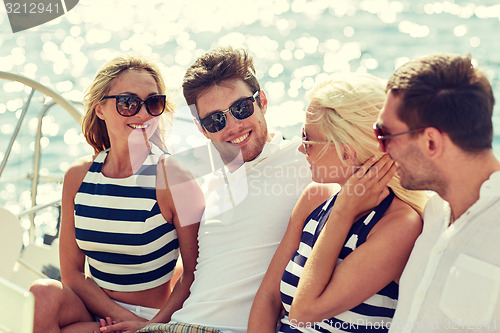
[200,91,259,133]
[373,122,426,152]
[101,95,166,117]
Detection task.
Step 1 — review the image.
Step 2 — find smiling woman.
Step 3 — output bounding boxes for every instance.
[81,56,173,154]
[27,54,203,333]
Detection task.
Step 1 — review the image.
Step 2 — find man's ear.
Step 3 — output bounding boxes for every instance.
[258,90,268,115]
[423,127,445,158]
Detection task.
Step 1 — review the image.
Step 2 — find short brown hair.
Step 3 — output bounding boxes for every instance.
[182,47,261,114]
[386,53,495,152]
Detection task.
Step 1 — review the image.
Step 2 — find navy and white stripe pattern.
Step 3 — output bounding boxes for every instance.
[74,145,179,292]
[280,190,397,332]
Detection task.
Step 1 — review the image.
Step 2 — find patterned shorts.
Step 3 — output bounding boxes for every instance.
[136,322,223,333]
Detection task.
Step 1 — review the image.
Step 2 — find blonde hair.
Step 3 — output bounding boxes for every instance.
[81,54,174,153]
[307,73,427,214]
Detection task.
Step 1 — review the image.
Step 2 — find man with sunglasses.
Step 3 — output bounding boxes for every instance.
[376,53,500,332]
[161,47,311,333]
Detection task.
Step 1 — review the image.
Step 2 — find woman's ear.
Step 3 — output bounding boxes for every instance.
[95,103,105,120]
[342,144,357,164]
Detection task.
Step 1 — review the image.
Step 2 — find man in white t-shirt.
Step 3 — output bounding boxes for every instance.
[375,53,500,332]
[172,46,311,333]
[103,46,311,333]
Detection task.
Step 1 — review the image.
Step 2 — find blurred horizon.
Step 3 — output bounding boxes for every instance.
[1,0,499,149]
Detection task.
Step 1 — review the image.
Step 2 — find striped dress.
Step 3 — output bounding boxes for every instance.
[279,190,397,333]
[74,145,179,292]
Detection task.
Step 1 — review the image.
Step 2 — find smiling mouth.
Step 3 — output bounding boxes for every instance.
[230,132,249,144]
[128,124,148,129]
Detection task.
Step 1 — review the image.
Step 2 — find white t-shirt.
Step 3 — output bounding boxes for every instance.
[171,134,311,333]
[389,171,500,333]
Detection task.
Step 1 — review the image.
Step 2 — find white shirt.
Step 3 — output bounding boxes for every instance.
[389,171,500,333]
[172,134,311,333]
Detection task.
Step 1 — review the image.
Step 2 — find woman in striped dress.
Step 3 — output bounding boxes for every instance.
[249,74,427,333]
[29,55,202,333]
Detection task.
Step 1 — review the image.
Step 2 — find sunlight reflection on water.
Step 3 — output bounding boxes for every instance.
[1,0,500,230]
[1,0,499,143]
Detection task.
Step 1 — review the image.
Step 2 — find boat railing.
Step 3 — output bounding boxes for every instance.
[0,71,83,243]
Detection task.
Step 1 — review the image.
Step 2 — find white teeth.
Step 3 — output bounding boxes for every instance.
[129,124,147,129]
[231,133,249,144]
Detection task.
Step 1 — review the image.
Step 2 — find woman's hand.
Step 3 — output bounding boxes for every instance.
[99,317,148,333]
[334,154,396,220]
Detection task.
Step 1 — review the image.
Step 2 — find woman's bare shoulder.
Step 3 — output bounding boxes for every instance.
[291,182,341,223]
[301,182,340,206]
[63,154,96,188]
[377,196,423,234]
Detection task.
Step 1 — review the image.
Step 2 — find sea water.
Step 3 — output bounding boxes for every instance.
[0,0,499,239]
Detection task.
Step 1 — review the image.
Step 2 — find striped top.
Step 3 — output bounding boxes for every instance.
[279,190,397,333]
[74,145,179,292]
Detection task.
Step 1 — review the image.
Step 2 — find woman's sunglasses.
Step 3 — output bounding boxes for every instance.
[101,95,166,117]
[373,122,426,152]
[200,91,259,133]
[301,127,330,155]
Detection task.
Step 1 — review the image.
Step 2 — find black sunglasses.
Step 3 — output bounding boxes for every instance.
[101,95,166,117]
[373,123,426,152]
[200,91,259,133]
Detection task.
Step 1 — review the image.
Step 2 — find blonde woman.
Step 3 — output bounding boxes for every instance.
[29,55,202,333]
[248,74,426,332]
